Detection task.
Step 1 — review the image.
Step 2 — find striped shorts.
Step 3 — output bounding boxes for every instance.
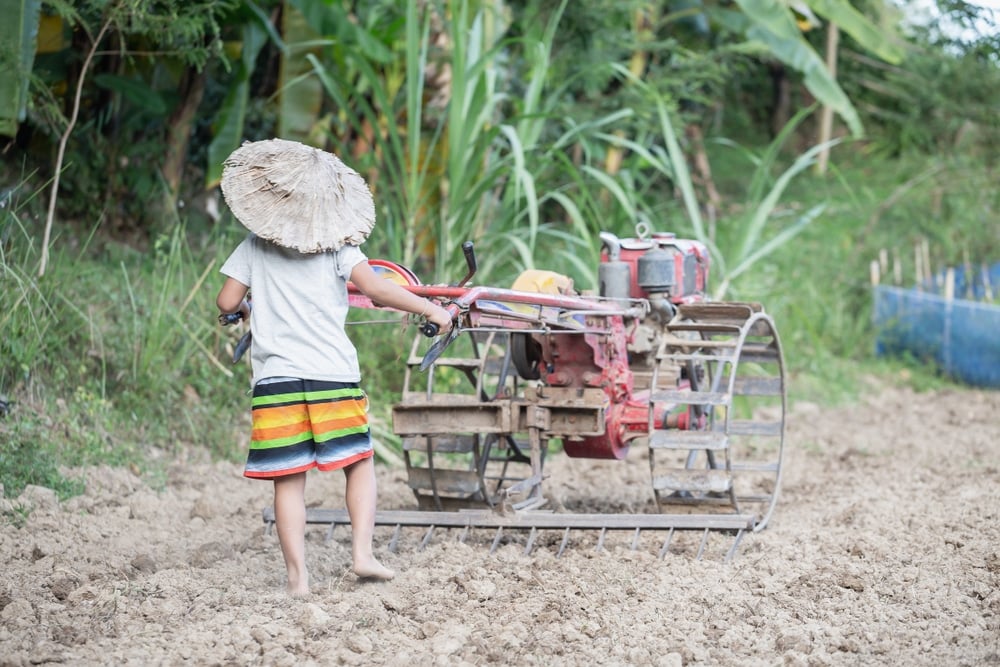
[245,378,373,479]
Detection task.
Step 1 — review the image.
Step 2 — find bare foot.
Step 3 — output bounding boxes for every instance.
[287,571,310,597]
[353,558,395,581]
[287,585,311,598]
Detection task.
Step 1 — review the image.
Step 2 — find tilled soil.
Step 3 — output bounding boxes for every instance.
[1,383,998,666]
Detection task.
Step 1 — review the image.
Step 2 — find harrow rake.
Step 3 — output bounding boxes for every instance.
[262,507,756,562]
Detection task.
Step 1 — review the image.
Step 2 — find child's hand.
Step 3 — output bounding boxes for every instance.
[425,304,454,335]
[218,300,251,326]
[219,311,244,326]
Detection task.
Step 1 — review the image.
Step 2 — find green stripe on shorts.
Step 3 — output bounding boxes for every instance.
[251,387,361,407]
[314,423,370,444]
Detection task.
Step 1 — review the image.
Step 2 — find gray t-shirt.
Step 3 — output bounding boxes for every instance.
[219,234,368,386]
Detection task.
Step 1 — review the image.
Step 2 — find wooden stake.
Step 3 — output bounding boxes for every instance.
[962,249,973,299]
[922,239,932,287]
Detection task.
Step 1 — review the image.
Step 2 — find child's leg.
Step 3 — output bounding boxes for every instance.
[273,472,310,595]
[343,457,395,580]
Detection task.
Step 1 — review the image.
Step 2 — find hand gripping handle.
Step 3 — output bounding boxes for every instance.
[419,303,461,337]
[218,311,244,326]
[417,241,474,337]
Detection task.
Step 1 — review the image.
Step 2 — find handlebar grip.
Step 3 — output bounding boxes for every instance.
[419,303,461,337]
[219,312,244,326]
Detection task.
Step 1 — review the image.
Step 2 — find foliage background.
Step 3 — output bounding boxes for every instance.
[1,0,998,498]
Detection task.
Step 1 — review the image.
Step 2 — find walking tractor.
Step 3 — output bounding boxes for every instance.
[261,224,786,560]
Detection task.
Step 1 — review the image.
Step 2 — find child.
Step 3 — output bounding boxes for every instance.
[216,139,452,596]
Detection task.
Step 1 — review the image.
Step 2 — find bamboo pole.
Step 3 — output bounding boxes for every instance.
[815,23,840,175]
[922,238,932,288]
[944,267,955,302]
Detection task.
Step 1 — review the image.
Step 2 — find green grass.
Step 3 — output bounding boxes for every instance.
[0,214,250,501]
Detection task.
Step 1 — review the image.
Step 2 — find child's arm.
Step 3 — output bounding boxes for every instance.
[350,261,453,334]
[217,277,251,320]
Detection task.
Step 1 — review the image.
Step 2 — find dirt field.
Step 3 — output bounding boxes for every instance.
[1,382,998,666]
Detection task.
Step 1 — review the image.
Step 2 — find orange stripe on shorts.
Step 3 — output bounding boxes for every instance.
[251,404,310,443]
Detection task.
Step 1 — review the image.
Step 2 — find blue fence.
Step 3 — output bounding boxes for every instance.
[873,282,1000,389]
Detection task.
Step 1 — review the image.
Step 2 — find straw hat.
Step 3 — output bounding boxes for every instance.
[220,138,375,253]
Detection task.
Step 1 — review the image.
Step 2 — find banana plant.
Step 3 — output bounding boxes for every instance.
[714,0,905,138]
[204,1,280,188]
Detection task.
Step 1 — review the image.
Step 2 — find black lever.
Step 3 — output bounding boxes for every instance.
[453,241,476,287]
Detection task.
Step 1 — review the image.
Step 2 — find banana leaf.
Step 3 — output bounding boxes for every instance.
[735,0,863,137]
[0,0,42,137]
[805,0,904,64]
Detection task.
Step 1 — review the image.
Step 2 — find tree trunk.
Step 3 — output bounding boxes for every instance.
[769,63,790,139]
[162,67,207,210]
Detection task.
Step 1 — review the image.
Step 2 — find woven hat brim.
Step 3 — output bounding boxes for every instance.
[220,138,376,253]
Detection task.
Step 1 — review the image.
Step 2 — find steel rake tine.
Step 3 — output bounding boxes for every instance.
[725,529,746,564]
[325,522,336,544]
[524,527,538,556]
[659,528,675,561]
[696,528,709,560]
[489,527,504,554]
[389,524,402,553]
[556,527,571,558]
[419,525,436,551]
[595,527,607,552]
[630,527,642,551]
